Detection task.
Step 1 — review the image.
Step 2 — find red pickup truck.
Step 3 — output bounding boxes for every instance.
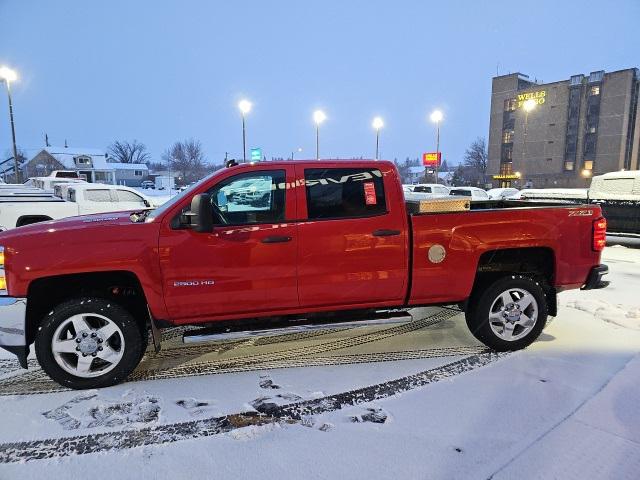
[0,160,608,389]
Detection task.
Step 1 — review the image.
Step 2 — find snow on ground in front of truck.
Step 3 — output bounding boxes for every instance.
[0,243,639,479]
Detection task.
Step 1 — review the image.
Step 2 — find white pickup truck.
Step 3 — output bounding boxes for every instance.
[0,183,156,230]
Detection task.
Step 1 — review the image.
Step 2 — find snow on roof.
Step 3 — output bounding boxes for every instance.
[112,163,148,170]
[25,147,146,171]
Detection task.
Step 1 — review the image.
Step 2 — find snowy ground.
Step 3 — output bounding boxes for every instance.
[0,242,638,479]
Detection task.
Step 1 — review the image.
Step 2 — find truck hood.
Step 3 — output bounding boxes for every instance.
[0,210,161,298]
[0,210,143,239]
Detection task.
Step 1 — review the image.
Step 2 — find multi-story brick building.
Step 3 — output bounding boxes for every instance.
[488,68,640,188]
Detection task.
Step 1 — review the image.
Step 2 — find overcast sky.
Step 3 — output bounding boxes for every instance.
[0,0,638,166]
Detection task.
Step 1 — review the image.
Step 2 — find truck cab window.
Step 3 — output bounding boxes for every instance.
[304,168,386,219]
[207,170,286,225]
[84,190,113,202]
[116,190,147,207]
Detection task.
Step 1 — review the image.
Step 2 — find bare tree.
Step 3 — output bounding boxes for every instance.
[161,139,207,184]
[462,137,488,186]
[107,140,150,164]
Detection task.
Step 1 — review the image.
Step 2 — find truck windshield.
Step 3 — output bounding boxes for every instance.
[145,172,217,222]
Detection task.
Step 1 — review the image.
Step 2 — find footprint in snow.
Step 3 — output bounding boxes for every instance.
[176,398,216,416]
[349,407,388,424]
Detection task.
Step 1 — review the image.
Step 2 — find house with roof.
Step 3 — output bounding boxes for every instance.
[10,146,149,186]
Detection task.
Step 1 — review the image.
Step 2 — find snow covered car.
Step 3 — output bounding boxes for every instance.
[449,187,490,201]
[403,184,450,201]
[0,184,155,230]
[487,188,519,200]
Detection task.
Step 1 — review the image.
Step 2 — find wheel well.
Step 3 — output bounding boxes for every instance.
[16,215,53,227]
[470,247,557,315]
[25,271,149,345]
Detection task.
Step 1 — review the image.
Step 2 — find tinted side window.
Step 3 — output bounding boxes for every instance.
[305,168,386,219]
[208,170,286,225]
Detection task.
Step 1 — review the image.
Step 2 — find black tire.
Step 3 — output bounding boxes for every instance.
[35,297,144,389]
[465,275,547,351]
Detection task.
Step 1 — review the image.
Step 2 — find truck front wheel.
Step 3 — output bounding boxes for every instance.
[465,275,547,351]
[35,297,144,389]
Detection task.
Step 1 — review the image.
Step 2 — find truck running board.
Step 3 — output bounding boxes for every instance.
[182,311,413,344]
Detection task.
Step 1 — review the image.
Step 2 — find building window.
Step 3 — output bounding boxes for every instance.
[549,123,556,127]
[499,163,513,175]
[590,85,600,96]
[502,130,514,143]
[504,98,517,112]
[501,144,513,162]
[134,170,144,176]
[584,160,593,170]
[74,155,92,167]
[546,158,553,162]
[548,141,554,144]
[564,161,574,171]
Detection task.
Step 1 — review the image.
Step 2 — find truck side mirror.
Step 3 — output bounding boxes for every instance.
[190,193,213,233]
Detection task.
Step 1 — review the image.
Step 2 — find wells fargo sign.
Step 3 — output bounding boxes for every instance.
[517,90,546,108]
[492,174,520,180]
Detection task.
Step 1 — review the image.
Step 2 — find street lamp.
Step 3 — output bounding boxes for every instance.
[372,116,384,160]
[521,99,536,186]
[429,110,443,184]
[313,110,326,160]
[0,66,20,183]
[238,99,252,163]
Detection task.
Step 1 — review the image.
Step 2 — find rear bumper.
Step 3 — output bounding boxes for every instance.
[0,297,28,368]
[581,264,609,290]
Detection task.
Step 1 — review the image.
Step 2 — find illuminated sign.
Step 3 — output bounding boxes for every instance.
[422,152,441,167]
[250,148,262,161]
[492,174,520,180]
[517,90,546,108]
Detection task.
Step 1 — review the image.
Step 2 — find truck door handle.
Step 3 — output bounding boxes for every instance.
[261,235,292,244]
[372,229,401,237]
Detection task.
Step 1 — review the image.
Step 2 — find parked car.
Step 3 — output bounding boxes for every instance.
[141,180,155,190]
[0,160,608,389]
[449,187,491,201]
[403,183,450,201]
[487,187,519,200]
[588,170,640,235]
[0,183,155,230]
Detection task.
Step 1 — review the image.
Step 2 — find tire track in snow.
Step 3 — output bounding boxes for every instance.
[0,309,457,395]
[0,351,508,463]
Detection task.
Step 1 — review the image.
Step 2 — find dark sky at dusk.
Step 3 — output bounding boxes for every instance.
[0,0,638,165]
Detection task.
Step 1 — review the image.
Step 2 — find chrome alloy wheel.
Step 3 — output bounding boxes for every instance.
[488,287,539,342]
[51,313,125,378]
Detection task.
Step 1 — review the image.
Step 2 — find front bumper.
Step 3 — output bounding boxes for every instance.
[581,264,610,290]
[0,297,28,368]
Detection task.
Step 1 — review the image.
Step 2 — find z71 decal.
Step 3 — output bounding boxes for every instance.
[568,209,593,217]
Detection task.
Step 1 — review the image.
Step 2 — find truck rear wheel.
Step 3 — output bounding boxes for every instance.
[465,275,547,351]
[35,297,143,389]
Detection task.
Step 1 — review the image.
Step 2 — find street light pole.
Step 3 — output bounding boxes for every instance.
[521,99,536,187]
[0,66,20,183]
[430,110,443,185]
[372,117,384,160]
[313,110,326,160]
[238,99,252,163]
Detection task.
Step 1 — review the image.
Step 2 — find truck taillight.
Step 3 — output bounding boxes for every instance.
[592,217,607,251]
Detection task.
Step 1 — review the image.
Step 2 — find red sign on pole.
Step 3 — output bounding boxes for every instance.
[422,152,441,167]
